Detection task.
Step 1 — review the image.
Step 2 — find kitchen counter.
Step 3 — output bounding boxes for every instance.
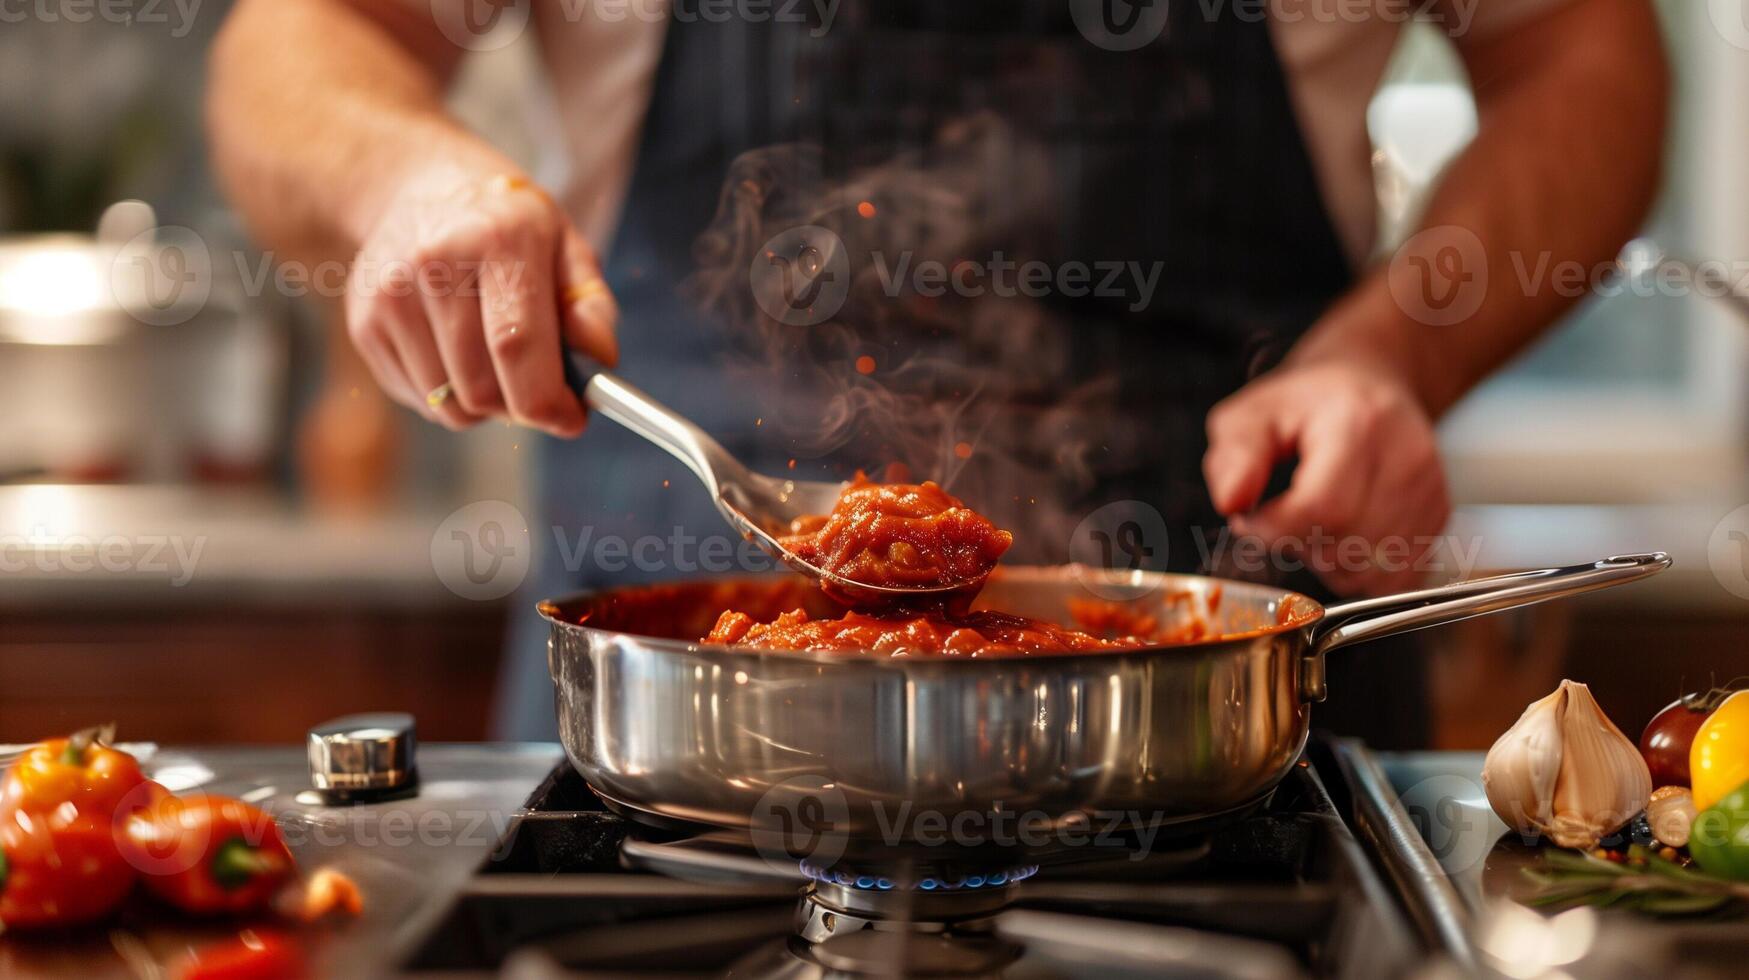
[0,742,564,980]
[0,486,521,744]
[5,745,1746,978]
[0,483,485,610]
[1378,751,1749,978]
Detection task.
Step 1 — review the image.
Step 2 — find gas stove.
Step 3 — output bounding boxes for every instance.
[406,736,1468,978]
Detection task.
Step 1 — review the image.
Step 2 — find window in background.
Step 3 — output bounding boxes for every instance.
[1370,3,1749,506]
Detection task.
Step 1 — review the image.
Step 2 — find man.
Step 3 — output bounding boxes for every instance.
[208,0,1666,743]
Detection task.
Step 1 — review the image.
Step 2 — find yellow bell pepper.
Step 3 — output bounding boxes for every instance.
[1692,690,1749,812]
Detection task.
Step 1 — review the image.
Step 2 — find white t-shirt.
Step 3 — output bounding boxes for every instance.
[525,0,1568,269]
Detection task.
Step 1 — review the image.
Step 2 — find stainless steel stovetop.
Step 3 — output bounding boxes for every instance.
[17,739,1739,978]
[405,736,1461,979]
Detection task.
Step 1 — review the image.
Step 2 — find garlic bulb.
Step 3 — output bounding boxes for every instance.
[1482,680,1652,849]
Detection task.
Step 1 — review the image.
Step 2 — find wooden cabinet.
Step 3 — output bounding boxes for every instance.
[0,603,507,744]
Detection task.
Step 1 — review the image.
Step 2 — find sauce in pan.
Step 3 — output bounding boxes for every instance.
[705,477,1225,656]
[704,606,1150,657]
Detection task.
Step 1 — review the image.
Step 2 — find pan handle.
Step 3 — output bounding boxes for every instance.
[1300,552,1670,702]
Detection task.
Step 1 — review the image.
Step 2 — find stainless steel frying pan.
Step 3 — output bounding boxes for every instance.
[541,554,1667,858]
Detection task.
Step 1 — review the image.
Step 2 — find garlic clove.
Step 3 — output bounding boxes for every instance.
[1646,786,1697,849]
[1483,680,1652,851]
[1483,685,1564,836]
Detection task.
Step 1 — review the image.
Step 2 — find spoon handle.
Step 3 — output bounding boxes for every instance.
[562,351,739,494]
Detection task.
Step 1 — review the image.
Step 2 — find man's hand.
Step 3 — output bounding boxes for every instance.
[346,166,619,435]
[1197,0,1666,596]
[1203,354,1451,597]
[208,0,621,437]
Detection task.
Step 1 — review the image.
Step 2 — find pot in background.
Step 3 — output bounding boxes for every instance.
[0,205,285,482]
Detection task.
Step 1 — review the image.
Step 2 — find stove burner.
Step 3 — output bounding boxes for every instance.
[411,739,1452,978]
[797,860,1040,893]
[810,930,1021,977]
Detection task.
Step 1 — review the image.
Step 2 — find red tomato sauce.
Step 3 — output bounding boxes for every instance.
[701,480,1261,657]
[778,477,1013,590]
[704,607,1150,657]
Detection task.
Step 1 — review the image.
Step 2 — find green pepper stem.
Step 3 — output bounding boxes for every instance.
[60,732,93,766]
[59,724,117,766]
[210,837,284,891]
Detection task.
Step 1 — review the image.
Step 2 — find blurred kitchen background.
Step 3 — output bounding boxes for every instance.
[2,1,1745,746]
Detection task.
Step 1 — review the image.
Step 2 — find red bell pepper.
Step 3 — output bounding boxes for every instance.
[0,729,145,930]
[0,808,138,930]
[121,791,295,916]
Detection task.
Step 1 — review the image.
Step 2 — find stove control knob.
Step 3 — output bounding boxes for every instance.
[307,712,418,803]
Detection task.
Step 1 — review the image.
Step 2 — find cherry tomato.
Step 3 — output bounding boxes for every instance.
[1641,695,1718,786]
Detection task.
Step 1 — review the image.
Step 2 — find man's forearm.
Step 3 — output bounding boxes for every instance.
[1290,0,1669,417]
[207,0,505,255]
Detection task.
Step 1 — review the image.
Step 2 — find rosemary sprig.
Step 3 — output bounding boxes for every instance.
[1521,846,1749,916]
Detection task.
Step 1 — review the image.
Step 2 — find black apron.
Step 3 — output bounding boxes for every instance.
[498,1,1430,747]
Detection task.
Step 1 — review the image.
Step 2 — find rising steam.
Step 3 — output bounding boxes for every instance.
[686,115,1158,562]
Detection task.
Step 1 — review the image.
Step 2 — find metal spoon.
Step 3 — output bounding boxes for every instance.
[564,354,977,605]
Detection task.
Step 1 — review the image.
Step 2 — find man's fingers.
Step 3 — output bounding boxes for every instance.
[425,264,505,417]
[480,250,586,437]
[345,287,426,413]
[381,299,483,431]
[558,226,619,368]
[1203,394,1287,516]
[1244,422,1376,547]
